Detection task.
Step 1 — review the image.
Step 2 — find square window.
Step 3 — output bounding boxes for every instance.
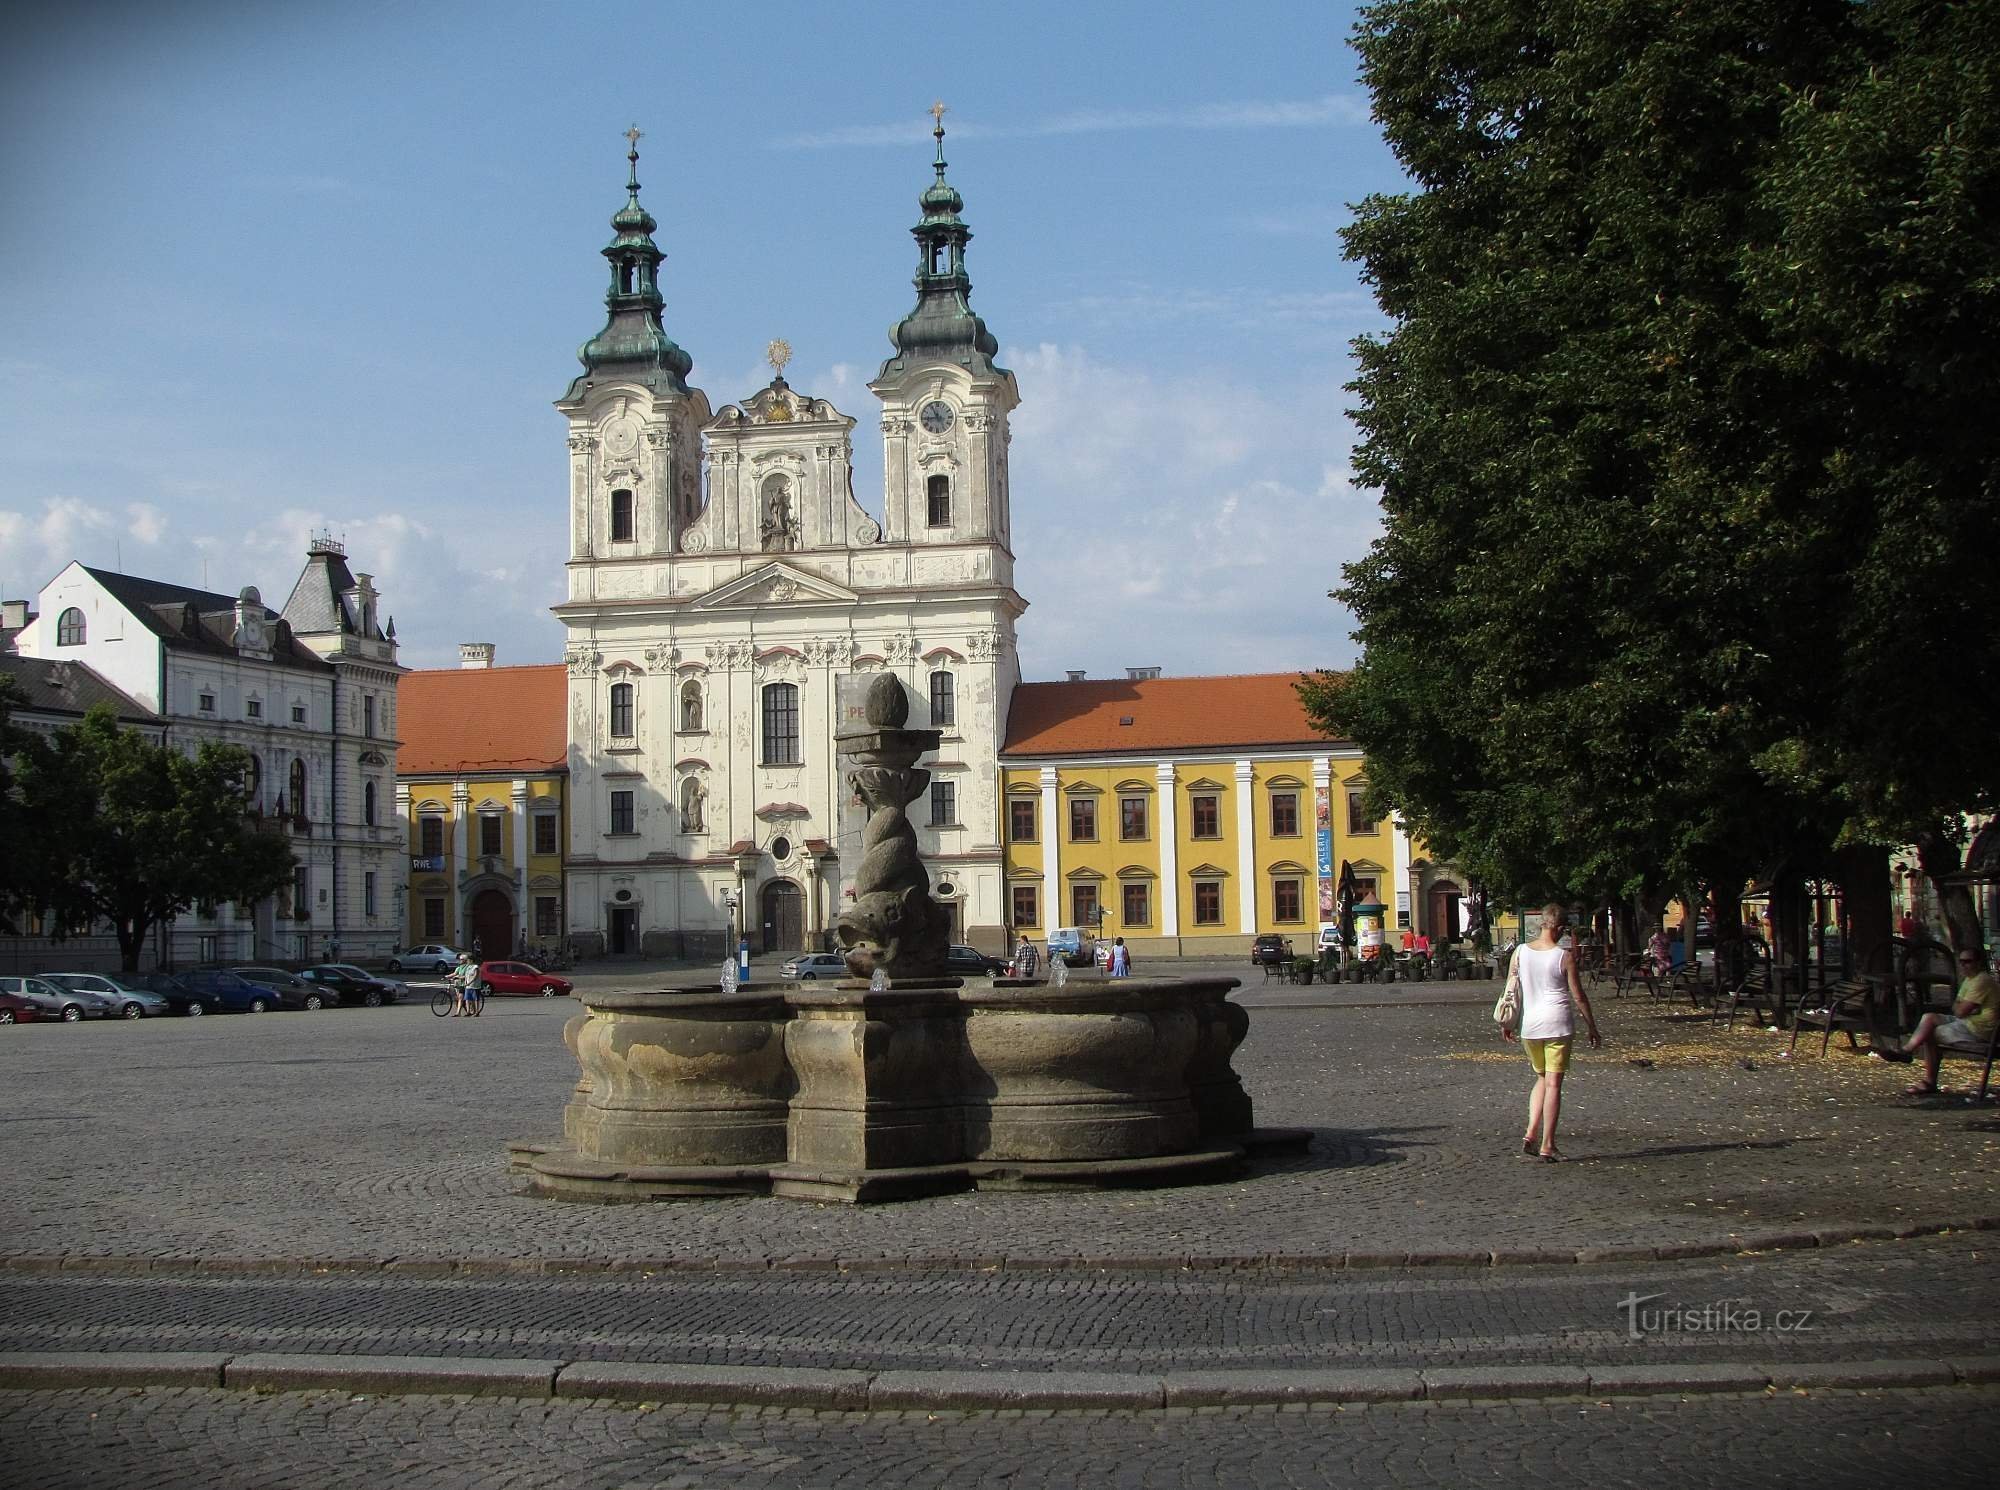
[608,790,635,835]
[1191,794,1219,838]
[533,815,558,856]
[198,692,216,714]
[1122,881,1151,928]
[1271,792,1299,837]
[1274,878,1303,923]
[930,780,957,827]
[535,897,560,937]
[245,699,262,719]
[1071,882,1099,928]
[1068,797,1097,842]
[1346,789,1378,836]
[422,897,445,938]
[1011,885,1038,928]
[479,815,503,856]
[420,817,444,857]
[1008,798,1036,844]
[1193,881,1222,925]
[291,702,306,724]
[1120,796,1148,841]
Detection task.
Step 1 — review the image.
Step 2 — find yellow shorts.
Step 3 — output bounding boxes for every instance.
[1523,1037,1572,1074]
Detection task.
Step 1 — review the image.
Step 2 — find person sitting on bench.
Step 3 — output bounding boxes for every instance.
[1874,949,2000,1094]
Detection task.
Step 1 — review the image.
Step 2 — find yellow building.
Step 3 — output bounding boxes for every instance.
[395,652,569,957]
[1000,672,1425,955]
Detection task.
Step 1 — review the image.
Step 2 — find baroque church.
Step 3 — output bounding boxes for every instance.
[558,119,1024,956]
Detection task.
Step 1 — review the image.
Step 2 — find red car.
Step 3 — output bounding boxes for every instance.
[473,961,573,998]
[0,990,43,1024]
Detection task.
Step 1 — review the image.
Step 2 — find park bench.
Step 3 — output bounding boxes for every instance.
[1933,1020,2000,1102]
[1789,976,1891,1058]
[1667,965,1714,1014]
[1720,968,1777,1031]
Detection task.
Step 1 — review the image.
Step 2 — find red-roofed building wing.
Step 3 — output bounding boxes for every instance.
[1002,673,1343,758]
[399,665,568,774]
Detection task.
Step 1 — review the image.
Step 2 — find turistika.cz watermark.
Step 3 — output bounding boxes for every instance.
[1619,1292,1815,1340]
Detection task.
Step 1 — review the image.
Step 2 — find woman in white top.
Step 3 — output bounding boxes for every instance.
[1500,903,1602,1161]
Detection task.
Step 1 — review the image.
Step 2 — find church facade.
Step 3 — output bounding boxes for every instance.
[558,123,1025,957]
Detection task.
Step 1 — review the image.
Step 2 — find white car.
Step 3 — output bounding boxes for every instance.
[387,944,464,974]
[781,952,848,980]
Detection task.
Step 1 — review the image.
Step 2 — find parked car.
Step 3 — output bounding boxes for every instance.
[40,973,171,1020]
[176,968,297,1014]
[231,967,323,1010]
[945,944,1008,977]
[125,971,220,1016]
[1251,934,1294,968]
[388,944,464,974]
[1045,928,1095,968]
[0,974,110,1022]
[0,989,45,1024]
[472,961,573,998]
[781,952,849,980]
[320,963,407,1002]
[298,965,402,1007]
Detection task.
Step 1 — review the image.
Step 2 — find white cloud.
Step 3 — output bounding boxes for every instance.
[777,95,1371,150]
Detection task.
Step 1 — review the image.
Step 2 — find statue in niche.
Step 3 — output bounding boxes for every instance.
[680,778,706,834]
[679,679,703,732]
[760,477,800,552]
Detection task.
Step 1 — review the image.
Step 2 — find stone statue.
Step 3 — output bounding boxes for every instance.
[832,673,951,980]
[760,481,799,551]
[681,778,705,834]
[680,680,703,732]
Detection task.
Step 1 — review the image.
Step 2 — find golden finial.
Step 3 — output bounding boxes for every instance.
[766,338,793,379]
[624,123,643,153]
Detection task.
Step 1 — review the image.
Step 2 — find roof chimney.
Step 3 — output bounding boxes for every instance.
[0,600,27,630]
[1125,666,1161,681]
[459,642,496,670]
[1065,669,1086,682]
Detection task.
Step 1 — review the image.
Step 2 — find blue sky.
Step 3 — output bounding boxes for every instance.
[0,0,1403,679]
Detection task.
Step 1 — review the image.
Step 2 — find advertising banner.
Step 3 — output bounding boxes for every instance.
[1315,785,1333,917]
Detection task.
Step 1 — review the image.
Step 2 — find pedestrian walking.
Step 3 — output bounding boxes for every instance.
[449,952,477,1017]
[1498,902,1601,1161]
[1013,934,1040,980]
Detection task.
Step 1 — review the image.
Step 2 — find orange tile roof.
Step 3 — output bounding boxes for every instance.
[1001,673,1345,757]
[398,665,567,775]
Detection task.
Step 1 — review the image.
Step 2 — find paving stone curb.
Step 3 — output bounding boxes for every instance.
[4,1216,1992,1279]
[4,1352,1996,1410]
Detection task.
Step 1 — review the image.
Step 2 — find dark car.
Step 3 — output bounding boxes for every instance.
[231,966,324,1010]
[944,944,1008,977]
[299,965,401,1008]
[1250,934,1293,967]
[320,963,407,1003]
[126,970,223,1016]
[0,989,44,1024]
[177,968,297,1014]
[473,961,573,998]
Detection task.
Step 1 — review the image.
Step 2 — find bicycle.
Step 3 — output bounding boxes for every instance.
[429,982,485,1017]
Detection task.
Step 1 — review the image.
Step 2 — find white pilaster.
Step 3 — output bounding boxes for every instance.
[452,781,471,934]
[1234,760,1257,932]
[511,779,529,926]
[1040,766,1060,932]
[1391,812,1413,930]
[1155,760,1179,936]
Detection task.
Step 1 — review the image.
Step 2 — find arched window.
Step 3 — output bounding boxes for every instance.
[610,488,635,542]
[288,759,307,821]
[679,679,703,732]
[363,780,377,827]
[56,607,85,646]
[761,682,800,765]
[609,681,634,738]
[926,474,951,527]
[928,670,955,728]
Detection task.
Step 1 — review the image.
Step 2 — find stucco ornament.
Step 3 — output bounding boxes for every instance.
[832,674,949,980]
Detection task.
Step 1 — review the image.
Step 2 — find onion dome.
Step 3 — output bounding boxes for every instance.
[571,126,693,395]
[879,104,1004,380]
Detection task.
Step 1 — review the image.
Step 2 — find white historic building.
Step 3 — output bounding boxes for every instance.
[559,123,1025,956]
[7,540,404,965]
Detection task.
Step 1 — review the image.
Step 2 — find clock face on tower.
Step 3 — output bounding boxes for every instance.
[603,416,640,457]
[919,400,954,434]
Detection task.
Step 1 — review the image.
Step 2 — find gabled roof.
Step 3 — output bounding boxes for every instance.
[0,654,159,724]
[398,665,567,775]
[1001,673,1343,757]
[81,567,332,674]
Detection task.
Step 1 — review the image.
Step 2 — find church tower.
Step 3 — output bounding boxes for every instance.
[554,127,712,577]
[868,105,1020,552]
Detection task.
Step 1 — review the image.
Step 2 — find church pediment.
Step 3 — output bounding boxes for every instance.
[692,563,857,610]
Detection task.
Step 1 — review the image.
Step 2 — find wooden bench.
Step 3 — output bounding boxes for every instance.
[1789,977,1891,1057]
[1721,969,1776,1031]
[1934,1020,2000,1101]
[1666,965,1714,1014]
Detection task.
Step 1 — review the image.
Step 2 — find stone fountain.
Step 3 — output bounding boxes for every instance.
[515,675,1299,1203]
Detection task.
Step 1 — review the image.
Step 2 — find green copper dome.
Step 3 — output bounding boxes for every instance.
[879,116,1005,380]
[572,130,693,395]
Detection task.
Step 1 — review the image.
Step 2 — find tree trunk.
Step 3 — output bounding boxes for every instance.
[1912,828,1985,958]
[115,917,149,974]
[1838,842,1894,978]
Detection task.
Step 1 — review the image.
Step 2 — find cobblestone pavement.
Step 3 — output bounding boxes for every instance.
[1,1234,1991,1371]
[0,1384,1991,1489]
[2,994,1994,1265]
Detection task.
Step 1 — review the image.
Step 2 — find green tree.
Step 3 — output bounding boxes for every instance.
[0,673,39,933]
[15,707,297,970]
[1306,0,2000,948]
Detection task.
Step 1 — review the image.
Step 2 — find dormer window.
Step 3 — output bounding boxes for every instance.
[611,489,635,542]
[927,474,951,527]
[56,607,85,646]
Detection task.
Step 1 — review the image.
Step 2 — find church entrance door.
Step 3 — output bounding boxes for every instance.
[470,889,514,961]
[608,907,638,956]
[761,880,804,953]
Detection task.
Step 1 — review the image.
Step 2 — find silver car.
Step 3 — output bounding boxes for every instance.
[780,952,848,980]
[0,975,108,1023]
[41,973,171,1020]
[387,944,464,974]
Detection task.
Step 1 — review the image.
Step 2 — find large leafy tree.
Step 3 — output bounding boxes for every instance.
[14,707,297,970]
[1305,0,2000,947]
